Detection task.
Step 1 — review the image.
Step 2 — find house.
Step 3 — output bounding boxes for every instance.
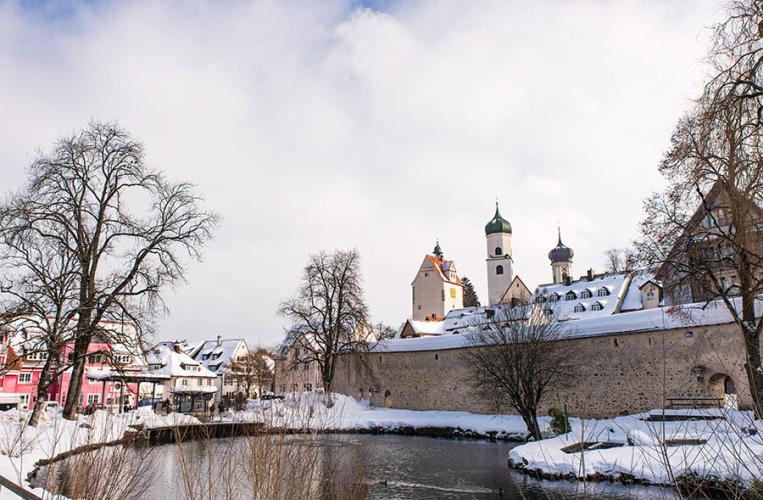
[186,337,260,402]
[145,342,217,413]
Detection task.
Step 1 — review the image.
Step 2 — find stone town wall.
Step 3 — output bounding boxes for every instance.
[331,322,756,418]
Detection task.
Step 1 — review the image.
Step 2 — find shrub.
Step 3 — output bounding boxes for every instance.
[548,408,570,435]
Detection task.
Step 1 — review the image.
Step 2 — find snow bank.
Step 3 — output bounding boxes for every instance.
[508,408,763,486]
[223,393,541,439]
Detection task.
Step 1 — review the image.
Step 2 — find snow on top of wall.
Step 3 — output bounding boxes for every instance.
[373,299,745,353]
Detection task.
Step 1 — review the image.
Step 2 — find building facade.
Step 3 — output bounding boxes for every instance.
[411,242,464,321]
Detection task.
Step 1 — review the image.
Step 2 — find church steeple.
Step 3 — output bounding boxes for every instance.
[549,227,574,284]
[485,201,513,305]
[433,240,443,259]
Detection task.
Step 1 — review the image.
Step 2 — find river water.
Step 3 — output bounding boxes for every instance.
[139,434,673,499]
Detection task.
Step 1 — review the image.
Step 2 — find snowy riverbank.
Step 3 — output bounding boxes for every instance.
[508,408,763,489]
[0,407,198,498]
[227,393,541,440]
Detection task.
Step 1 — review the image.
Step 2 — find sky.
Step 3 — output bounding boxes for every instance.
[0,0,723,346]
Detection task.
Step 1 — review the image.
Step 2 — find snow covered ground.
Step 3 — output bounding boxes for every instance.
[509,408,763,487]
[0,407,198,498]
[230,393,538,439]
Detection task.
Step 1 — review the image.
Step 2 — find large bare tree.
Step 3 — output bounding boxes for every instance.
[0,121,218,419]
[638,1,763,418]
[278,249,369,407]
[465,306,569,440]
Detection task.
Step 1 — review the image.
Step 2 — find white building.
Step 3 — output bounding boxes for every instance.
[411,242,464,321]
[146,342,217,413]
[187,337,253,402]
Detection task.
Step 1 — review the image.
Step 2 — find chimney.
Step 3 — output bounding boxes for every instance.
[586,268,594,281]
[216,335,222,347]
[564,275,572,286]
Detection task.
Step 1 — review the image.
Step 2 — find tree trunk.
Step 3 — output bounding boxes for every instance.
[28,356,55,427]
[63,334,91,420]
[519,408,542,441]
[743,330,763,418]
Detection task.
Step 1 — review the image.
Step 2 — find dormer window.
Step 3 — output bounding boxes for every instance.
[536,296,547,304]
[549,293,559,303]
[591,302,604,311]
[574,304,586,313]
[646,290,656,301]
[495,247,502,256]
[565,291,577,301]
[581,290,592,299]
[597,288,610,297]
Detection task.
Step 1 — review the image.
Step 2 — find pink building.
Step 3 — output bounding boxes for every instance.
[0,321,148,411]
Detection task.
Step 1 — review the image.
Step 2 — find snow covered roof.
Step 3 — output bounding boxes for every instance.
[146,343,217,379]
[533,273,630,320]
[191,338,249,374]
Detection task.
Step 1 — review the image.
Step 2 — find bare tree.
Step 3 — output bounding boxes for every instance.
[370,322,396,341]
[638,1,763,418]
[0,196,81,426]
[278,249,369,407]
[228,349,273,399]
[0,121,218,419]
[465,306,570,440]
[603,247,637,273]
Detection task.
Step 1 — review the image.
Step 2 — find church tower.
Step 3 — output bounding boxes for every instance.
[548,228,574,284]
[485,203,513,305]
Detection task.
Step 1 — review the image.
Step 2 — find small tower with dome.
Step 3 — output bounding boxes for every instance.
[549,228,574,284]
[485,202,513,305]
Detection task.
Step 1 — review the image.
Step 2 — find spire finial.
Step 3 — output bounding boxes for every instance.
[557,226,562,245]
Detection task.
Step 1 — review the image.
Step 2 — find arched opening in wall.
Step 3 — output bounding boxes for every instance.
[708,373,738,409]
[496,265,504,275]
[495,247,502,256]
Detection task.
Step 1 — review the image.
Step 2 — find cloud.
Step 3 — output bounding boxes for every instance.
[0,0,721,345]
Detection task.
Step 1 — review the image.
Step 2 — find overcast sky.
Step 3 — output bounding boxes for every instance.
[0,0,722,346]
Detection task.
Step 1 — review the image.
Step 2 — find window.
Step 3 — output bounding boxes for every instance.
[441,290,445,301]
[573,304,586,313]
[591,302,603,311]
[197,379,203,386]
[87,353,103,364]
[549,294,559,303]
[18,373,32,384]
[87,394,99,404]
[207,379,212,386]
[115,355,131,364]
[597,288,609,297]
[536,296,547,304]
[495,247,502,256]
[544,309,553,317]
[496,265,504,275]
[304,383,313,392]
[581,290,592,299]
[18,394,28,405]
[565,291,577,301]
[28,352,49,361]
[450,287,456,298]
[303,362,309,371]
[646,290,656,301]
[181,379,188,386]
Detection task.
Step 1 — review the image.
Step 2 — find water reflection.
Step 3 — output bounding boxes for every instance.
[43,434,677,499]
